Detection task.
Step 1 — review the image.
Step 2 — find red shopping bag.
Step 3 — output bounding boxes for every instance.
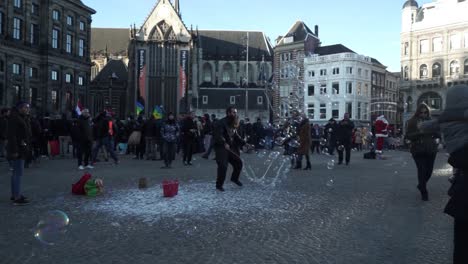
[162,180,179,198]
[48,140,60,156]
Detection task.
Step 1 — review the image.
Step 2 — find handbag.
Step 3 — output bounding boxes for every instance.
[127,131,142,146]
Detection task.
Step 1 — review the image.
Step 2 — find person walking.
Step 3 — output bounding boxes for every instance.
[354,128,363,151]
[161,113,179,168]
[76,109,93,170]
[0,108,9,159]
[213,107,246,192]
[7,102,32,205]
[296,118,311,170]
[91,111,119,165]
[54,113,71,157]
[324,118,338,155]
[336,113,355,165]
[310,124,322,154]
[405,103,439,201]
[143,115,157,160]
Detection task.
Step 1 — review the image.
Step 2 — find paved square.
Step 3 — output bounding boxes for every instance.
[0,150,453,264]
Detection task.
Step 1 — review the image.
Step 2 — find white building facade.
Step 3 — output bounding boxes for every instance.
[401,0,468,117]
[304,46,373,125]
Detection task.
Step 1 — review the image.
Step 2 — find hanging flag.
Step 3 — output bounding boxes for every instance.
[75,99,83,116]
[152,105,164,120]
[138,50,147,104]
[136,101,144,115]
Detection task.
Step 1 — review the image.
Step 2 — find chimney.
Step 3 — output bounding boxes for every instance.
[315,25,319,37]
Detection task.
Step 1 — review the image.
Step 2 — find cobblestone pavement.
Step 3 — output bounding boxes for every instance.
[0,150,454,264]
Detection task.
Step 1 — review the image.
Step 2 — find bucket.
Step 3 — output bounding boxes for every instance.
[162,180,179,197]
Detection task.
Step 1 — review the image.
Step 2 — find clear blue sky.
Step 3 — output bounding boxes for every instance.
[82,0,434,72]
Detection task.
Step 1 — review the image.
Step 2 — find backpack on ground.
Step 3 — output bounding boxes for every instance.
[72,173,92,195]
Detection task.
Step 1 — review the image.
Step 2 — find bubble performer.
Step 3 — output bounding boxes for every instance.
[213,107,249,192]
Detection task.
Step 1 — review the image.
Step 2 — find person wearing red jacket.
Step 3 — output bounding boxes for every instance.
[375,115,389,155]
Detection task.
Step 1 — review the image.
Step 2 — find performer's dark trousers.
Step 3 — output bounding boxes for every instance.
[454,218,468,264]
[215,147,243,188]
[337,143,352,164]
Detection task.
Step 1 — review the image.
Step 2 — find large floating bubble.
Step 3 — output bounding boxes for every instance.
[327,160,335,170]
[34,210,70,246]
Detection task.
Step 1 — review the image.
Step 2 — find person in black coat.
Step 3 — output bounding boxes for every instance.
[181,112,197,165]
[142,115,157,160]
[324,118,338,155]
[213,107,247,191]
[310,124,322,154]
[76,109,94,169]
[91,111,119,164]
[336,113,355,165]
[54,113,71,157]
[7,102,32,205]
[0,108,10,158]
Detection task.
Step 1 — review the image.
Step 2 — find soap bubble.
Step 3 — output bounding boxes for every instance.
[337,145,345,151]
[327,160,335,170]
[268,151,281,160]
[259,139,266,147]
[288,140,300,148]
[34,210,70,246]
[326,179,334,187]
[275,137,286,146]
[320,139,327,146]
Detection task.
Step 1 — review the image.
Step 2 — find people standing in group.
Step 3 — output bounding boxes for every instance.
[324,118,338,155]
[354,128,363,151]
[181,111,197,166]
[252,118,264,149]
[75,109,94,170]
[161,113,179,169]
[296,118,311,170]
[310,124,322,154]
[0,108,10,159]
[40,114,53,157]
[201,114,213,159]
[6,102,32,205]
[213,107,246,192]
[91,111,119,165]
[336,113,355,166]
[405,103,440,201]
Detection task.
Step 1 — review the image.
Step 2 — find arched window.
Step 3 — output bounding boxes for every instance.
[432,63,441,78]
[404,66,409,80]
[418,92,443,111]
[464,59,468,75]
[419,64,428,78]
[243,63,255,83]
[450,60,460,76]
[65,91,72,111]
[222,63,233,83]
[202,63,212,83]
[406,96,413,112]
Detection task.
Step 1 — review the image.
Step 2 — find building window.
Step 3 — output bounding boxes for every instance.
[202,95,208,105]
[420,39,429,54]
[320,69,327,76]
[320,103,326,119]
[364,84,369,96]
[332,82,339,95]
[320,84,327,95]
[29,67,38,78]
[432,37,442,52]
[358,68,362,76]
[52,10,60,21]
[229,96,235,105]
[65,73,72,83]
[450,60,460,75]
[30,23,38,45]
[357,102,362,120]
[14,0,22,8]
[420,64,428,79]
[202,63,212,82]
[418,92,442,111]
[332,67,340,75]
[308,85,315,96]
[79,21,85,31]
[404,66,409,80]
[346,102,352,118]
[78,39,85,57]
[307,104,314,119]
[257,96,263,105]
[357,82,362,95]
[403,42,409,55]
[66,34,72,53]
[450,34,461,50]
[346,67,353,74]
[51,90,58,110]
[308,71,315,77]
[332,102,339,119]
[464,59,468,75]
[222,64,233,82]
[52,29,59,49]
[66,16,73,26]
[13,18,22,40]
[31,3,39,15]
[0,12,4,35]
[432,63,441,77]
[51,70,58,81]
[13,85,21,101]
[12,63,21,75]
[346,82,352,94]
[78,76,84,86]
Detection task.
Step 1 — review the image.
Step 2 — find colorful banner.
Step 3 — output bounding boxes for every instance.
[179,50,188,99]
[136,101,144,115]
[152,105,164,120]
[138,49,147,106]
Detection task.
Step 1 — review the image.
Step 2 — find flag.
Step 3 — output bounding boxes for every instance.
[136,101,144,115]
[152,105,164,120]
[75,100,83,116]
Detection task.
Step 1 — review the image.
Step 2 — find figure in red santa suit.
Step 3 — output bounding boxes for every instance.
[374,115,389,154]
